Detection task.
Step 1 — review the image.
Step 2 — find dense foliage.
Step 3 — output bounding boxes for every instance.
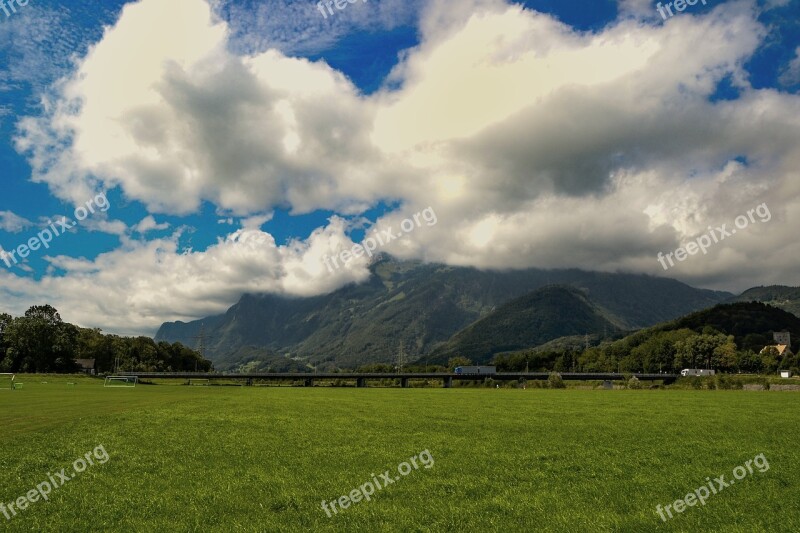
[0,305,211,374]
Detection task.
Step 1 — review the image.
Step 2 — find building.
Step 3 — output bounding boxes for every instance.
[773,331,791,346]
[760,345,794,358]
[75,359,96,375]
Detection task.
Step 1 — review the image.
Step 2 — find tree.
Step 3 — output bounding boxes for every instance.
[0,307,211,374]
[548,372,566,389]
[737,350,762,374]
[0,312,11,370]
[632,329,694,373]
[447,357,472,371]
[3,306,76,372]
[760,347,780,375]
[712,336,738,372]
[76,328,116,373]
[674,334,729,370]
[24,305,62,324]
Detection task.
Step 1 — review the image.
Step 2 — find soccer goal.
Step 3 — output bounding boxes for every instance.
[0,373,14,391]
[188,378,210,386]
[104,376,138,388]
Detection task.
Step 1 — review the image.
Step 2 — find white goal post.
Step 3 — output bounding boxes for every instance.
[0,373,14,391]
[104,376,138,388]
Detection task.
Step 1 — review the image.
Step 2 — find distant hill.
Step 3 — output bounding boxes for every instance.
[428,286,622,363]
[592,301,800,358]
[729,286,800,318]
[155,257,731,369]
[494,301,800,374]
[668,301,800,352]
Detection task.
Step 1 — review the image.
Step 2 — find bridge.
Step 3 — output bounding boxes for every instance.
[119,371,678,387]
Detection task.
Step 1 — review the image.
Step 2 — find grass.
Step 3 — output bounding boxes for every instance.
[1,374,799,531]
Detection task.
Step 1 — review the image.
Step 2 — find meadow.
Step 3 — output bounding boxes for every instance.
[1,375,799,532]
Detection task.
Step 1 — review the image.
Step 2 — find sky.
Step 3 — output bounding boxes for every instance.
[0,0,799,336]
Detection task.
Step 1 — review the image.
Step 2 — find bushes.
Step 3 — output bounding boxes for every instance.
[548,372,566,389]
[712,374,744,390]
[672,374,777,390]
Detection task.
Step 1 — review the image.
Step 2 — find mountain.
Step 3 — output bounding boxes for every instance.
[155,257,732,369]
[428,285,622,363]
[729,286,800,318]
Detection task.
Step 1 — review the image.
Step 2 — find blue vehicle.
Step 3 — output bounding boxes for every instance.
[454,366,496,375]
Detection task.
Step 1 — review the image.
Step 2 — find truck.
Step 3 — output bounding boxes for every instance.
[454,366,496,375]
[680,369,716,377]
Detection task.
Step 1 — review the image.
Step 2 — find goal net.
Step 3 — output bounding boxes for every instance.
[0,373,14,391]
[104,376,138,388]
[188,378,210,386]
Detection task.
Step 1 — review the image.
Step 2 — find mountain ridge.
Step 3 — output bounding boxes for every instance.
[728,285,800,318]
[155,258,732,369]
[428,285,624,363]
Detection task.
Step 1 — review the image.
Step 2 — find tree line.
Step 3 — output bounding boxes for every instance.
[493,328,800,375]
[0,305,212,374]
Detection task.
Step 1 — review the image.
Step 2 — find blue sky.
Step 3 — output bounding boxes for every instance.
[0,0,799,334]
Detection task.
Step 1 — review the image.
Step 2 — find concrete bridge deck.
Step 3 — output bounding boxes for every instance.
[120,371,678,387]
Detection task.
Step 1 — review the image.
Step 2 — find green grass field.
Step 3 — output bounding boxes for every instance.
[1,375,799,532]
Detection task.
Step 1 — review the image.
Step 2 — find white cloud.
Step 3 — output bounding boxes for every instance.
[779,46,800,87]
[16,0,400,216]
[0,218,367,334]
[0,211,33,233]
[134,216,170,234]
[240,213,273,230]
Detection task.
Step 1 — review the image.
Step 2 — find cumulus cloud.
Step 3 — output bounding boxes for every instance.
[0,217,367,334]
[133,216,170,234]
[0,211,33,233]
[366,0,799,285]
[779,46,800,87]
[14,0,412,216]
[6,0,800,333]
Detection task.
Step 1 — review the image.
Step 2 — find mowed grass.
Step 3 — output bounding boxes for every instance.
[1,376,799,532]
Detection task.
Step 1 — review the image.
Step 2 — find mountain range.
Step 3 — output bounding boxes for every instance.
[155,257,735,370]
